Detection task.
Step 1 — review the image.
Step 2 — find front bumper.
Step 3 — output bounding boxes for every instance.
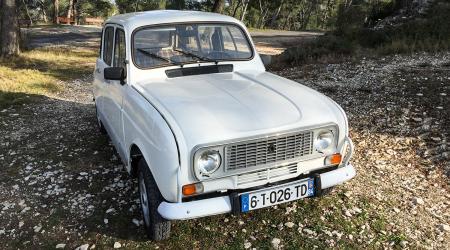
[158,163,356,220]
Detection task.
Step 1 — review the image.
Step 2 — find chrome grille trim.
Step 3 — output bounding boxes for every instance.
[226,131,313,171]
[237,162,298,186]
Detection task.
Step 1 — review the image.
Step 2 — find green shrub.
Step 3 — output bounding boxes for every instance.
[279,35,353,65]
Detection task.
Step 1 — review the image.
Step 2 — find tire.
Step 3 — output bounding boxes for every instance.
[138,159,171,240]
[95,104,107,135]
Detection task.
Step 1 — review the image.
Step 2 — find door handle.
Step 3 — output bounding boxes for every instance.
[96,68,101,74]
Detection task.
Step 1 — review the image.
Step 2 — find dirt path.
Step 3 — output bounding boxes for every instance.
[0,27,449,249]
[24,25,321,55]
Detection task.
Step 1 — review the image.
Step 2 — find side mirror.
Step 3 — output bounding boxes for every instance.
[259,54,272,66]
[104,67,126,84]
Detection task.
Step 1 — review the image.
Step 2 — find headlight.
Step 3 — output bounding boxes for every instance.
[197,150,221,176]
[314,130,335,154]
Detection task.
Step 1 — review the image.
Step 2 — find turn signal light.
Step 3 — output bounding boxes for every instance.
[325,153,342,166]
[182,183,204,196]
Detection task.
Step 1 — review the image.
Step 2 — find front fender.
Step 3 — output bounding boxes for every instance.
[122,85,180,202]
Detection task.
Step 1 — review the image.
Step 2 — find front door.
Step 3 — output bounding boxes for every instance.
[94,25,114,127]
[95,25,128,159]
[106,27,127,156]
[106,27,127,158]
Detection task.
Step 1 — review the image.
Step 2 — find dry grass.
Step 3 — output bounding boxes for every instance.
[0,47,96,107]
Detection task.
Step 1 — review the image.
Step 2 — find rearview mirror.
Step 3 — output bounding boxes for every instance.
[104,67,126,84]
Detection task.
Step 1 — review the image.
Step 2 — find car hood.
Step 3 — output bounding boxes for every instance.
[134,70,346,149]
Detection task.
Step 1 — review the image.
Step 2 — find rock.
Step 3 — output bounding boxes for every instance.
[353,207,362,214]
[400,241,407,247]
[104,218,108,224]
[33,225,42,233]
[345,210,353,217]
[271,238,281,249]
[76,244,89,250]
[412,197,424,205]
[132,218,140,226]
[56,243,66,249]
[238,220,244,225]
[438,224,450,232]
[303,228,315,235]
[19,221,24,228]
[113,242,121,249]
[244,242,252,249]
[285,222,295,228]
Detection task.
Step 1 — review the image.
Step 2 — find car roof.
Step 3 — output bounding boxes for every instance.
[106,10,243,31]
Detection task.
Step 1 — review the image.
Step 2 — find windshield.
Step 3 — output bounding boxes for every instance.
[133,23,253,68]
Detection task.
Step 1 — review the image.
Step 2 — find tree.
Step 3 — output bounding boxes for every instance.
[116,0,167,13]
[212,0,225,13]
[1,0,20,57]
[66,0,73,24]
[54,0,59,24]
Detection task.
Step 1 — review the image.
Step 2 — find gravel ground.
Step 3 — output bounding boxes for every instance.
[0,52,449,249]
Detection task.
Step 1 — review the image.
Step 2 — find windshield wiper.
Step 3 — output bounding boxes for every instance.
[137,48,183,66]
[174,49,218,65]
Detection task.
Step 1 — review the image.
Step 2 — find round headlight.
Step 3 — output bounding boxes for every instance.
[315,131,334,153]
[197,150,221,176]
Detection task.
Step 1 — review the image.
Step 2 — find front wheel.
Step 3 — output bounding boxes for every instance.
[138,159,171,240]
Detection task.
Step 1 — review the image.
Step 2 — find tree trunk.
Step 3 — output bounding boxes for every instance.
[240,0,249,22]
[1,0,20,57]
[269,0,284,28]
[41,5,48,23]
[232,0,241,17]
[22,0,33,25]
[282,11,292,30]
[212,0,225,13]
[66,0,73,25]
[54,0,59,24]
[73,0,78,25]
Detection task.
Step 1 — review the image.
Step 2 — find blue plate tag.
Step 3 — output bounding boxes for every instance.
[241,193,250,212]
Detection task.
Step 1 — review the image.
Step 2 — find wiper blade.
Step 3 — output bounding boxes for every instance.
[137,48,183,66]
[174,49,218,64]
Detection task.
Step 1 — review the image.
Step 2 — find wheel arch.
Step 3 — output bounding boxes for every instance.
[129,143,143,178]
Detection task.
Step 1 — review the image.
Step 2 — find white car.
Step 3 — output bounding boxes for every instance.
[93,10,356,240]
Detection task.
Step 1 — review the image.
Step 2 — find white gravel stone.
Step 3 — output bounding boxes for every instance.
[244,242,252,249]
[400,241,408,247]
[33,225,42,233]
[285,222,295,228]
[271,238,281,249]
[412,197,424,205]
[438,224,450,232]
[113,242,122,248]
[132,218,140,226]
[55,243,66,249]
[76,244,89,250]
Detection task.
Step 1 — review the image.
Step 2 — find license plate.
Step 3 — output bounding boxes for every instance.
[240,178,314,212]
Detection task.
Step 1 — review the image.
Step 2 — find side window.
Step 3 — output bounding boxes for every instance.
[113,29,126,68]
[103,26,114,66]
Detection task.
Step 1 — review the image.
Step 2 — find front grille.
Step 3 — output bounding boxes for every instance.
[225,131,314,171]
[237,162,298,186]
